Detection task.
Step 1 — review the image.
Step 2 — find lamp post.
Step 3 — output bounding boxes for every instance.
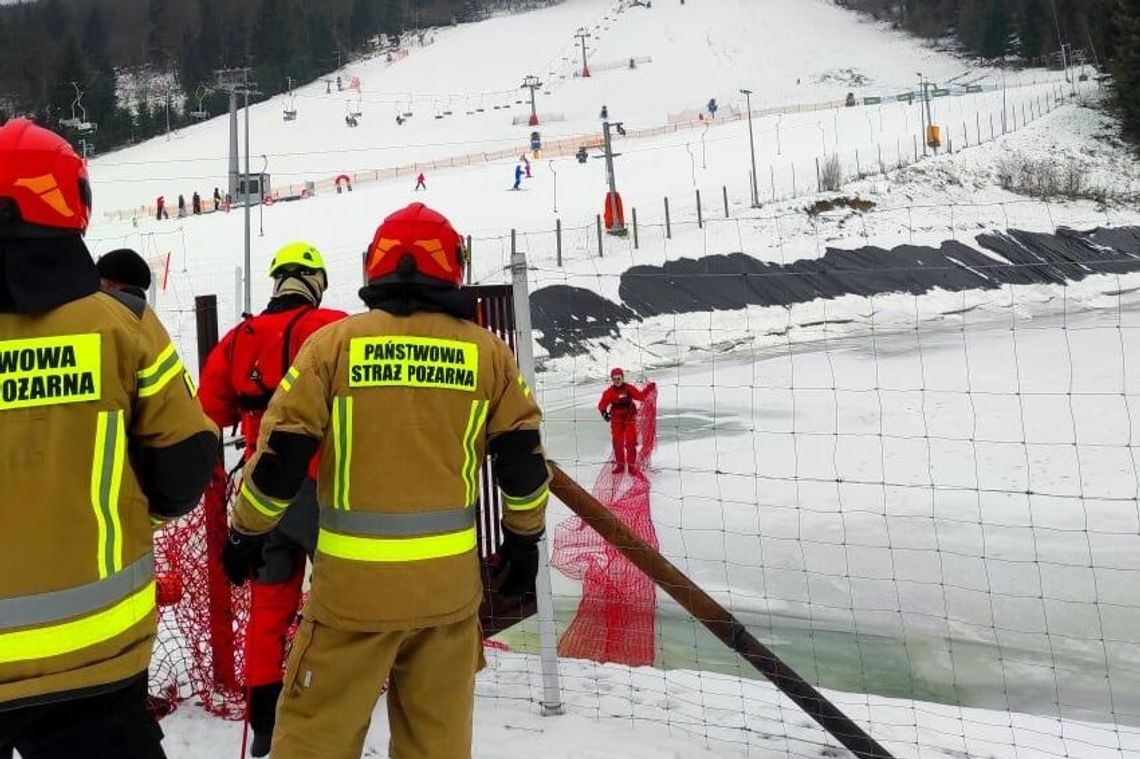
[740,88,759,207]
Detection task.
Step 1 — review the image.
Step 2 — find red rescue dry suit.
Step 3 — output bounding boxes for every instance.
[598,380,648,470]
[198,296,345,687]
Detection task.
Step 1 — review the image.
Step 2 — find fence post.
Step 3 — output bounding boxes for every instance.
[194,293,238,695]
[963,121,968,148]
[722,186,729,219]
[596,215,604,257]
[913,134,918,163]
[770,165,776,201]
[555,219,562,266]
[976,111,981,144]
[466,235,473,284]
[233,267,243,322]
[508,243,565,717]
[632,208,639,249]
[696,189,703,228]
[791,163,797,196]
[947,128,953,153]
[855,149,861,178]
[878,144,884,174]
[664,197,671,239]
[815,156,822,191]
[990,113,995,139]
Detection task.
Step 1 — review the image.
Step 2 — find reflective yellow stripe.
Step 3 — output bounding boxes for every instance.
[517,374,531,398]
[280,366,300,393]
[504,485,549,512]
[90,411,126,579]
[461,400,489,507]
[317,526,477,563]
[241,480,289,519]
[137,343,184,398]
[0,581,155,664]
[332,396,354,510]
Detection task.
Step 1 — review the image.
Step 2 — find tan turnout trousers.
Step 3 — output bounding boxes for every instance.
[271,613,484,759]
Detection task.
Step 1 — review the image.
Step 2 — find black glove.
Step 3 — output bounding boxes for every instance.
[492,528,542,598]
[601,410,611,422]
[221,527,267,586]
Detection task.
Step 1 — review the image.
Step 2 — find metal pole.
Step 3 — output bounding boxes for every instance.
[664,197,671,239]
[555,218,562,266]
[696,189,702,228]
[465,235,473,285]
[722,185,729,218]
[243,84,252,316]
[741,89,759,207]
[510,246,564,717]
[596,215,604,257]
[631,207,639,249]
[234,267,243,320]
[258,154,267,238]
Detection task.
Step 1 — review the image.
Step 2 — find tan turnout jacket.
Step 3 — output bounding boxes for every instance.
[0,292,216,707]
[233,309,548,630]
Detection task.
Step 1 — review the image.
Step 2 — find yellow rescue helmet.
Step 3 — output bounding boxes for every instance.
[269,241,326,277]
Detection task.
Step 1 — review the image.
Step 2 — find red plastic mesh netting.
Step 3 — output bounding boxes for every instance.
[150,462,249,719]
[551,384,659,667]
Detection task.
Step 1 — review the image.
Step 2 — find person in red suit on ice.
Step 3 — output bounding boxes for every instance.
[598,367,654,474]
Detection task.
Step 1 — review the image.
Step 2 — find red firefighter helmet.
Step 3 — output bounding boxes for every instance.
[610,367,624,378]
[364,202,465,286]
[0,118,91,238]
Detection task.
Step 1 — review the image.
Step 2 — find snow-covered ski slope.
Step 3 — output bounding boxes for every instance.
[90,0,1060,217]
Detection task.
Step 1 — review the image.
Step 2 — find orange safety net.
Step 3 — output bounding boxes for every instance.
[551,384,659,667]
[150,463,249,720]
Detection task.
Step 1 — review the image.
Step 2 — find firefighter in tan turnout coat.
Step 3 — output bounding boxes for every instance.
[224,202,550,759]
[0,119,218,759]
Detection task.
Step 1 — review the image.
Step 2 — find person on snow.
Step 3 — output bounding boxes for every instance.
[202,242,346,758]
[707,97,718,118]
[0,118,217,758]
[513,163,524,190]
[415,172,426,191]
[598,367,654,474]
[222,202,550,759]
[176,194,186,218]
[521,155,532,178]
[96,248,151,300]
[600,104,609,120]
[213,187,222,212]
[156,195,168,220]
[192,191,202,215]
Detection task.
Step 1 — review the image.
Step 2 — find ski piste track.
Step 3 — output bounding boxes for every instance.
[552,385,659,667]
[100,76,1065,224]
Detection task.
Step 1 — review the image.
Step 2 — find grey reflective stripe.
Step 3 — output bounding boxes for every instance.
[320,507,475,537]
[0,554,154,632]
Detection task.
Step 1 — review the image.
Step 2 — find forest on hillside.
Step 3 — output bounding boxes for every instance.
[0,0,553,151]
[837,0,1140,137]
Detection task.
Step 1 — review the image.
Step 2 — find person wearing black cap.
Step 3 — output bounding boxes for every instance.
[96,248,152,300]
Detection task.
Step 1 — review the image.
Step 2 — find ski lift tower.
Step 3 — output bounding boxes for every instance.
[521,75,543,126]
[575,28,592,77]
[214,67,259,315]
[283,76,298,121]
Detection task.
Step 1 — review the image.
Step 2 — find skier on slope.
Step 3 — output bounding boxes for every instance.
[513,163,524,190]
[202,243,346,757]
[222,203,549,758]
[415,172,427,191]
[598,367,655,474]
